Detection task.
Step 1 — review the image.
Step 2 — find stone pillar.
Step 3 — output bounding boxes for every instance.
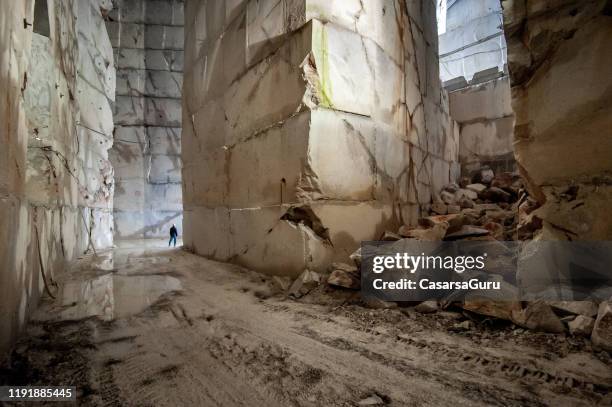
[107,0,184,239]
[502,0,612,239]
[182,0,458,276]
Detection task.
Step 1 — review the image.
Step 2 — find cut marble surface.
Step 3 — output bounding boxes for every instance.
[107,0,185,239]
[182,0,458,274]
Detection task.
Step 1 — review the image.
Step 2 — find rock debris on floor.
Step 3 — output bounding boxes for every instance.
[1,242,610,406]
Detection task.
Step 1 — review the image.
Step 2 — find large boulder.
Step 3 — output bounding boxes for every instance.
[460,282,522,321]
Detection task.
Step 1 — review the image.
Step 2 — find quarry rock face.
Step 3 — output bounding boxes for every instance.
[0,0,115,355]
[449,76,516,175]
[182,0,460,276]
[501,0,612,240]
[106,0,184,239]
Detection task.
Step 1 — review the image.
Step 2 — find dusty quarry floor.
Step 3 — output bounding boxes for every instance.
[1,241,611,406]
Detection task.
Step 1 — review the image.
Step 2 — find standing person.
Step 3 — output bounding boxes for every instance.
[169,224,178,247]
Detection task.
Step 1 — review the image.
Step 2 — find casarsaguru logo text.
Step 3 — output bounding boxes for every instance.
[372,278,501,290]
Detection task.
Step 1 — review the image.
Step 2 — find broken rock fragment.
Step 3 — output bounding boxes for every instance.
[420,214,464,232]
[568,315,595,336]
[327,263,360,290]
[472,167,495,185]
[288,270,321,299]
[483,221,504,240]
[398,223,449,241]
[455,281,522,321]
[473,203,503,212]
[431,202,448,215]
[518,196,539,217]
[440,190,455,205]
[460,208,481,220]
[363,298,397,309]
[457,196,475,209]
[549,301,598,317]
[511,301,565,333]
[455,188,478,201]
[443,182,460,193]
[444,225,490,240]
[482,210,514,226]
[461,299,521,322]
[447,205,461,214]
[273,276,292,291]
[449,320,472,332]
[357,394,386,406]
[466,183,487,193]
[491,172,520,190]
[350,248,362,268]
[480,187,512,203]
[379,231,402,241]
[415,300,438,314]
[517,211,542,240]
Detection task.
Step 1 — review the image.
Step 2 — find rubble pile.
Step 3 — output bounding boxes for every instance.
[394,166,546,244]
[289,260,612,350]
[282,167,612,351]
[422,167,534,242]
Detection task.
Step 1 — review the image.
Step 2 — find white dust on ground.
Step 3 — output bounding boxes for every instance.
[6,241,612,406]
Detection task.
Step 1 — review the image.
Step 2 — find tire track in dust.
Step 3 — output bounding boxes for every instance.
[295,325,610,406]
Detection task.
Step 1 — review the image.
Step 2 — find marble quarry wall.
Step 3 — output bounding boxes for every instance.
[0,0,116,357]
[449,76,515,175]
[502,0,612,240]
[182,0,459,276]
[106,0,184,239]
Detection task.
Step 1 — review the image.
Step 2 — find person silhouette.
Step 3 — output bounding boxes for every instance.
[169,224,178,247]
